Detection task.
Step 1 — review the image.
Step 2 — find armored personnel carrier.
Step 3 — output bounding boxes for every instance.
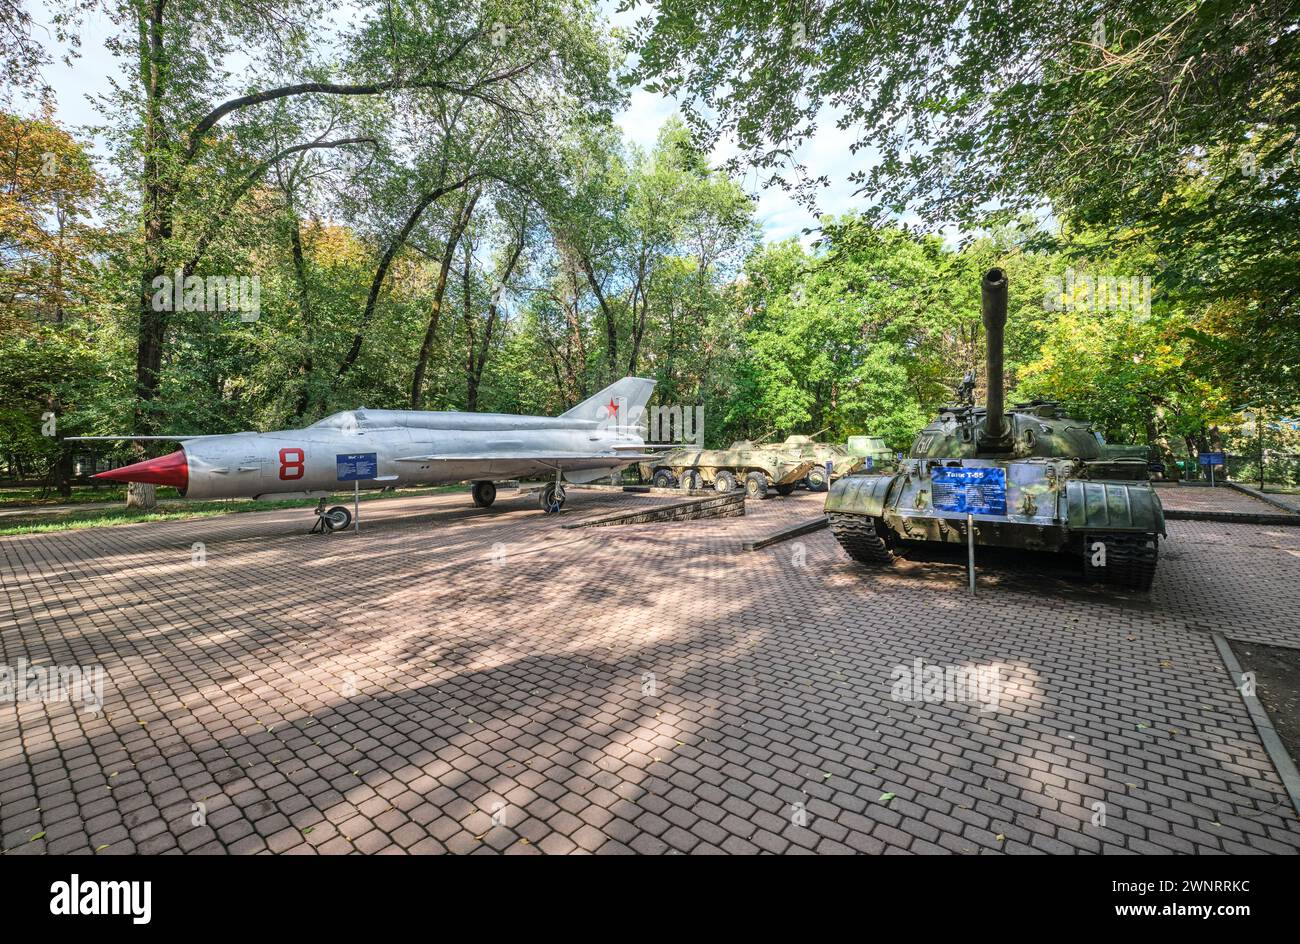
[642,442,815,498]
[825,268,1165,590]
[775,435,864,490]
[845,435,895,471]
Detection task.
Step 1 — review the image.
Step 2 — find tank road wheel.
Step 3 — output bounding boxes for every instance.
[713,470,738,493]
[805,466,829,492]
[745,471,769,499]
[828,513,894,565]
[539,482,566,513]
[324,505,352,532]
[679,469,702,490]
[774,484,795,497]
[471,481,497,508]
[1082,532,1159,591]
[651,469,677,489]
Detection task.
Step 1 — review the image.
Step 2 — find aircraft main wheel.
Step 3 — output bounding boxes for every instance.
[324,505,352,532]
[651,469,677,489]
[805,467,828,491]
[713,470,737,493]
[471,481,496,508]
[775,484,795,496]
[539,482,566,513]
[745,471,769,499]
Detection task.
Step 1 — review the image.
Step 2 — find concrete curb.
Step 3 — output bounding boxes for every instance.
[1212,633,1300,819]
[562,491,745,529]
[1224,481,1300,515]
[743,517,828,551]
[1164,509,1300,526]
[566,483,717,497]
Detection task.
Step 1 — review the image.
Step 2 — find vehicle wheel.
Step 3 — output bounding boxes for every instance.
[828,513,894,564]
[324,505,352,532]
[651,469,677,489]
[471,480,496,508]
[679,469,702,490]
[745,471,769,499]
[713,470,737,493]
[1082,532,1158,591]
[539,482,566,513]
[774,484,795,496]
[805,467,828,492]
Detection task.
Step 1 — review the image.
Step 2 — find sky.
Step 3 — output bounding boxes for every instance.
[20,0,879,247]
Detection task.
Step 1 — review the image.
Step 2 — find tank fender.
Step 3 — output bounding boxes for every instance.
[824,472,897,516]
[1066,480,1166,536]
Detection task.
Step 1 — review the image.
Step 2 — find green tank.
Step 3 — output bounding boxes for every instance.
[825,268,1165,590]
[642,441,815,498]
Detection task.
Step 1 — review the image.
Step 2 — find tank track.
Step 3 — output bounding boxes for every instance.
[828,513,894,565]
[1083,532,1159,591]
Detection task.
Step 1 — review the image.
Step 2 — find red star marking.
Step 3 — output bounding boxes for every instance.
[606,398,619,416]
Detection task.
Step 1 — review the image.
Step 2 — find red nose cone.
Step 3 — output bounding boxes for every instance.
[94,449,189,491]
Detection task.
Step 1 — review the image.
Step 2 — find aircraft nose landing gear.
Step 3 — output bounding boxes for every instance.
[309,498,353,533]
[471,481,497,508]
[539,481,566,513]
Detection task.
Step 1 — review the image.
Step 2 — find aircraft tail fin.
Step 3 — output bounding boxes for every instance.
[560,377,656,428]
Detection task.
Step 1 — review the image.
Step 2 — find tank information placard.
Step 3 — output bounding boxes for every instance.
[931,467,1007,515]
[336,452,378,481]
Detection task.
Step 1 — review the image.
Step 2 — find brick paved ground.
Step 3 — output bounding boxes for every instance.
[1155,483,1293,515]
[1258,491,1300,513]
[2,485,1298,855]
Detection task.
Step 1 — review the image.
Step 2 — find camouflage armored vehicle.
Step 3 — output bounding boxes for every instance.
[774,435,864,491]
[642,442,815,498]
[845,435,895,472]
[825,268,1166,590]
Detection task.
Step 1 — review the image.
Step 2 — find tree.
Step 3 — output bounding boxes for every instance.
[627,0,1300,405]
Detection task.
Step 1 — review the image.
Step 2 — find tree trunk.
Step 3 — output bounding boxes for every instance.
[411,190,478,410]
[336,174,480,391]
[288,215,315,420]
[578,254,618,381]
[127,482,157,510]
[467,210,525,411]
[134,0,171,437]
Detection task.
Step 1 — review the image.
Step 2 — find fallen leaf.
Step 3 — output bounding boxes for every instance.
[879,792,896,804]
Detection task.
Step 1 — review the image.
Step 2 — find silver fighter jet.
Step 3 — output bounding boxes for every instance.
[79,378,657,529]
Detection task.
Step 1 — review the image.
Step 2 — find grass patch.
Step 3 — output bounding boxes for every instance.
[0,486,462,536]
[0,486,184,506]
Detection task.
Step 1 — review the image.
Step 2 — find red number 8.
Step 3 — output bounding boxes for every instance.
[278,447,305,480]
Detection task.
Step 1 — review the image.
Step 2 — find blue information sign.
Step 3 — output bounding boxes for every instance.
[931,466,1007,515]
[1198,451,1225,466]
[336,452,378,481]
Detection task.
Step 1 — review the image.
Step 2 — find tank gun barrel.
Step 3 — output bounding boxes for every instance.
[980,268,1013,450]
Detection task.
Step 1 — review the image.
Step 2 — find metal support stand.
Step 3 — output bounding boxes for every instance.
[967,512,976,595]
[354,480,360,533]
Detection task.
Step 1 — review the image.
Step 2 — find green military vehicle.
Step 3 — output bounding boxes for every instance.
[773,434,863,491]
[845,435,896,472]
[641,442,815,499]
[825,268,1166,590]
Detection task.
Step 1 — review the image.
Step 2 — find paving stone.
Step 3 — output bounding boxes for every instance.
[1,488,1297,855]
